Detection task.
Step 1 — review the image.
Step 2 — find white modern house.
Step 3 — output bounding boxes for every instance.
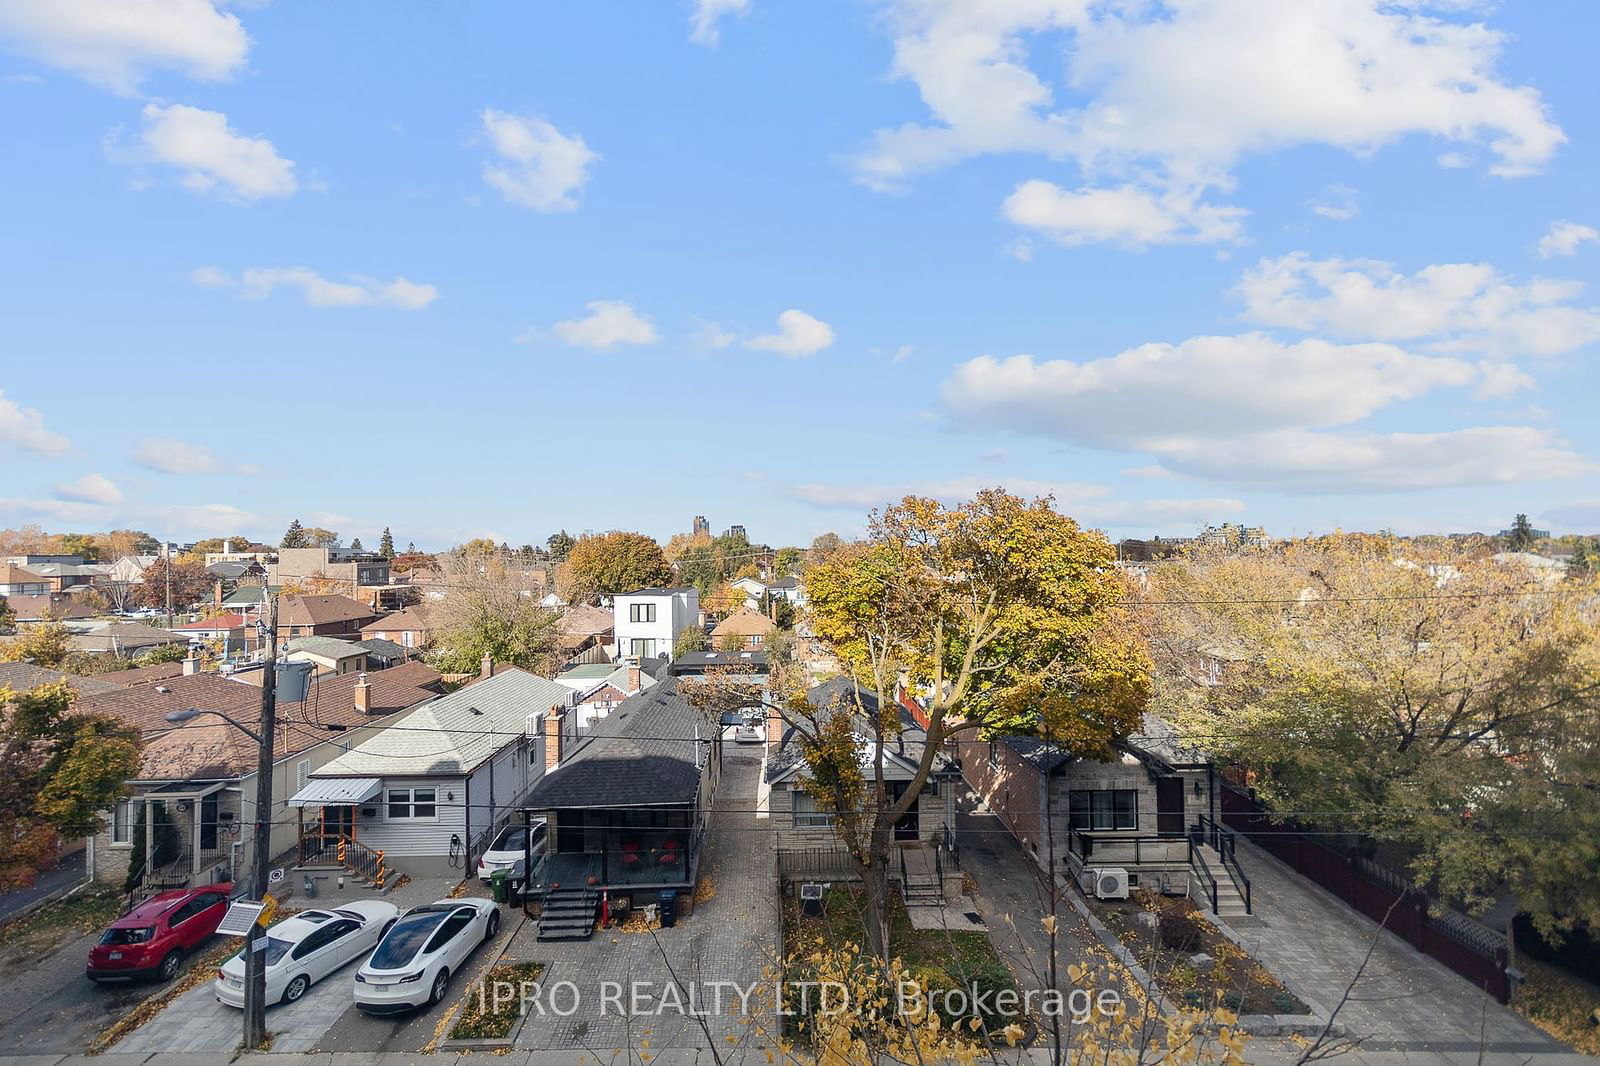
[288,667,578,876]
[612,587,699,661]
[731,575,804,610]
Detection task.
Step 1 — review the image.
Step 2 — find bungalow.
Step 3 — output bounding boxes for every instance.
[5,592,98,625]
[955,716,1249,915]
[767,679,960,891]
[284,635,370,675]
[731,575,805,611]
[0,661,119,696]
[0,564,49,597]
[170,612,256,654]
[360,605,433,650]
[289,668,577,877]
[85,661,445,891]
[554,658,655,728]
[555,604,614,660]
[276,594,379,644]
[710,606,776,651]
[519,677,722,936]
[70,622,187,657]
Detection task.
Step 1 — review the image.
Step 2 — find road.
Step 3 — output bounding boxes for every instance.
[0,851,86,923]
[0,926,177,1055]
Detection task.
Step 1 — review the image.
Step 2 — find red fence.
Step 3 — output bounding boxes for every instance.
[1220,785,1510,1003]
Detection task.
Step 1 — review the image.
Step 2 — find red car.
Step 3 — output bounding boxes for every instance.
[87,883,234,982]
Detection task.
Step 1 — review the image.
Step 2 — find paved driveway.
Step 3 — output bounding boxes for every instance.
[1220,840,1565,1057]
[0,926,151,1055]
[514,744,781,1052]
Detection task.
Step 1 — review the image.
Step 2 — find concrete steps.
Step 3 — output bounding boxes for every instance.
[1193,844,1251,916]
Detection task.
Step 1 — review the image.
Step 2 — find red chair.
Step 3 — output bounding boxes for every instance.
[620,841,642,870]
[659,838,682,866]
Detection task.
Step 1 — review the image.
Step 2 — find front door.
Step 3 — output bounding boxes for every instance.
[1155,778,1185,836]
[889,781,920,841]
[323,804,355,839]
[199,791,219,850]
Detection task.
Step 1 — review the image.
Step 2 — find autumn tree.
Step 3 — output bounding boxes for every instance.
[0,680,142,892]
[428,548,562,676]
[378,527,395,558]
[305,527,340,549]
[692,490,1151,959]
[772,546,803,575]
[133,558,213,610]
[0,621,73,666]
[557,531,672,604]
[0,594,14,636]
[57,533,101,561]
[1145,535,1600,938]
[673,626,710,657]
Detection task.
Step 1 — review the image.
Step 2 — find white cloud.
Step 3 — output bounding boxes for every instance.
[0,0,249,94]
[193,265,438,310]
[789,476,1245,528]
[550,300,658,350]
[1003,179,1246,247]
[134,436,254,475]
[0,389,71,454]
[1235,252,1600,357]
[943,334,1476,446]
[1309,182,1359,221]
[479,109,597,212]
[859,0,1563,244]
[1538,220,1599,259]
[1122,465,1175,480]
[891,344,914,364]
[54,472,122,505]
[691,318,736,350]
[689,0,749,46]
[746,309,835,358]
[938,334,1585,492]
[132,103,295,200]
[1474,362,1534,399]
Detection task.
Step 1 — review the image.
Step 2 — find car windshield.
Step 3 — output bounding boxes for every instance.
[332,908,368,922]
[490,825,528,852]
[100,926,154,946]
[369,913,446,969]
[231,937,292,967]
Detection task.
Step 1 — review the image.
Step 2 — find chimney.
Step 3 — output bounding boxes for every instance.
[544,705,564,771]
[354,673,371,713]
[223,538,232,555]
[627,659,641,693]
[214,581,224,607]
[182,655,200,676]
[767,707,784,748]
[480,651,493,680]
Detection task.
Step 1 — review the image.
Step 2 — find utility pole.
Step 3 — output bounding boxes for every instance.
[164,540,174,630]
[242,587,278,1049]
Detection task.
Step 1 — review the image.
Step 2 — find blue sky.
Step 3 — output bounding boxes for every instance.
[2,0,1598,551]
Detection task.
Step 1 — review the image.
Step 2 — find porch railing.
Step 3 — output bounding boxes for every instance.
[297,832,387,888]
[1067,828,1194,866]
[1188,838,1220,914]
[1195,815,1251,914]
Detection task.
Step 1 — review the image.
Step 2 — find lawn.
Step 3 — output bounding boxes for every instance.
[1095,891,1306,1016]
[448,961,545,1041]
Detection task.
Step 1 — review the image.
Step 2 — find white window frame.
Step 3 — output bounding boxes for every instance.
[791,789,834,829]
[386,787,438,821]
[111,800,133,847]
[628,602,657,624]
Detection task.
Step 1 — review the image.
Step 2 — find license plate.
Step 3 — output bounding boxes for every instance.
[109,952,123,960]
[227,978,242,989]
[368,982,392,989]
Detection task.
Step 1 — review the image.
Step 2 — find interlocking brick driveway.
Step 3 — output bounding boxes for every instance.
[512,745,781,1052]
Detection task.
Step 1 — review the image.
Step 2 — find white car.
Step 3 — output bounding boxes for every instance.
[353,899,500,1014]
[476,820,546,883]
[214,901,398,1008]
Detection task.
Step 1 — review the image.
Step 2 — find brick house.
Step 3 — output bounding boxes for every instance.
[276,594,379,643]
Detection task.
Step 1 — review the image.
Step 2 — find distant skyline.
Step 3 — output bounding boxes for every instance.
[2,1,1598,550]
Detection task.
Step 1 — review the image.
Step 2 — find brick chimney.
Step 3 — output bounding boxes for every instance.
[767,708,784,748]
[626,659,640,693]
[354,673,371,713]
[544,705,564,771]
[480,651,493,680]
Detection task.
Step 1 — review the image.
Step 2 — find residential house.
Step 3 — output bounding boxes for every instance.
[955,716,1244,911]
[25,562,108,592]
[555,604,614,660]
[270,547,403,609]
[6,554,86,567]
[0,564,49,597]
[360,606,433,650]
[554,659,655,728]
[94,660,186,688]
[0,661,120,697]
[87,662,445,891]
[520,676,722,910]
[284,635,371,675]
[732,575,805,610]
[766,678,960,877]
[710,606,775,651]
[170,612,256,655]
[290,668,577,877]
[276,594,380,643]
[353,638,411,668]
[104,554,159,586]
[5,592,98,625]
[667,650,769,680]
[612,587,699,661]
[69,622,187,657]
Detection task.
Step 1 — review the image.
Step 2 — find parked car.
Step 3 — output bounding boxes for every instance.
[214,901,399,1008]
[352,899,499,1014]
[86,882,234,982]
[476,819,546,884]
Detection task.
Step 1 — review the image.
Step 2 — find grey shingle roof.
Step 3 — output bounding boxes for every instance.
[766,678,953,783]
[524,677,711,808]
[286,635,367,659]
[0,662,120,695]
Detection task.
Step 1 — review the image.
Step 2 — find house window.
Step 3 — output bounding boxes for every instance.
[111,800,133,845]
[628,638,655,658]
[629,603,657,624]
[387,787,437,820]
[987,741,999,770]
[1069,789,1138,831]
[749,634,763,647]
[791,789,834,829]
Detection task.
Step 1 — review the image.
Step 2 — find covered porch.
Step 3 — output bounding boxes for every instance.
[135,779,237,891]
[287,776,390,885]
[530,804,702,891]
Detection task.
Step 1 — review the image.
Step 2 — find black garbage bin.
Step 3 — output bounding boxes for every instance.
[659,889,678,928]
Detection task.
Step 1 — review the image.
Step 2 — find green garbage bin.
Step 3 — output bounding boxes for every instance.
[490,868,509,903]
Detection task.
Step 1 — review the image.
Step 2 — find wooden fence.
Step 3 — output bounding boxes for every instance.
[1220,785,1510,1003]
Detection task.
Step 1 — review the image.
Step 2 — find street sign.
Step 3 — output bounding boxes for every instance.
[256,895,278,927]
[268,867,285,884]
[217,901,266,936]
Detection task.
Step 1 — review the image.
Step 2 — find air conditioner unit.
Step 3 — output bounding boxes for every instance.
[1092,867,1131,900]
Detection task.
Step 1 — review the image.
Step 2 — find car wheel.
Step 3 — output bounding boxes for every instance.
[282,974,310,1004]
[485,910,500,941]
[428,968,450,1007]
[157,950,183,982]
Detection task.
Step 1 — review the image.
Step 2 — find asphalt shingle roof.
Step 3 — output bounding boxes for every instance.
[524,677,711,808]
[766,678,952,783]
[0,662,120,696]
[278,594,378,628]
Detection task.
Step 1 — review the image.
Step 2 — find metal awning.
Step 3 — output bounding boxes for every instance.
[287,777,383,808]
